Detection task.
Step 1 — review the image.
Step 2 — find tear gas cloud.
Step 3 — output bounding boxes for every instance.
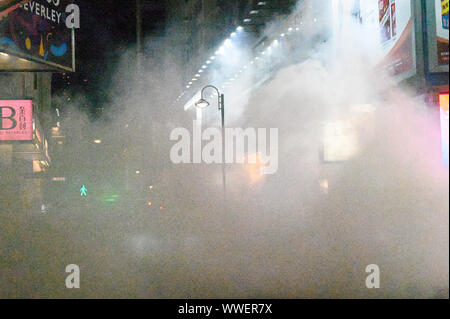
[2,0,448,298]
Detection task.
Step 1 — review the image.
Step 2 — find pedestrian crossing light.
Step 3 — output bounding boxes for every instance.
[80,185,88,197]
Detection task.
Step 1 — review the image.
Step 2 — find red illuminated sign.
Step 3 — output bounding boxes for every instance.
[0,99,33,141]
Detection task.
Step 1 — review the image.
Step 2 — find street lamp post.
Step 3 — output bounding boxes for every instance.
[195,85,226,208]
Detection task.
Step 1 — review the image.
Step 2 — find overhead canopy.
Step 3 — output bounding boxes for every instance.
[0,0,75,72]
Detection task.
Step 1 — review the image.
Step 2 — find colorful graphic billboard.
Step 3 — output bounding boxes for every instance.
[333,0,416,80]
[439,93,449,166]
[0,99,33,141]
[0,0,75,71]
[426,0,449,73]
[436,0,449,65]
[375,0,415,78]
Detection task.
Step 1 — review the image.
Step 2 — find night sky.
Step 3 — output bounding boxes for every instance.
[53,0,167,101]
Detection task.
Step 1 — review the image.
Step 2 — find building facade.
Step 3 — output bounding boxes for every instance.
[1,0,74,211]
[165,0,298,87]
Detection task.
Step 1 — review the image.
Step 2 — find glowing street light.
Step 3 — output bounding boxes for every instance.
[195,85,227,205]
[195,98,210,109]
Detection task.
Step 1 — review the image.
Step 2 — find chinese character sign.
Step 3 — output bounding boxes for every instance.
[0,99,33,141]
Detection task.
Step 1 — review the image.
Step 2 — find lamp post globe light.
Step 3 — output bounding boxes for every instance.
[195,85,227,207]
[195,99,210,109]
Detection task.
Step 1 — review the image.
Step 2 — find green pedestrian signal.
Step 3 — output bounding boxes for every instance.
[80,185,88,197]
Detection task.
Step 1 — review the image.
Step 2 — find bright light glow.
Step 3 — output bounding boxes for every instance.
[244,18,251,23]
[439,93,449,166]
[186,85,190,88]
[195,99,210,109]
[210,56,216,60]
[250,10,259,15]
[319,179,329,194]
[323,121,358,162]
[246,153,266,183]
[288,27,293,31]
[236,26,243,31]
[0,52,9,57]
[148,201,152,206]
[94,139,102,144]
[281,33,285,37]
[439,92,449,112]
[224,39,232,46]
[195,74,200,77]
[202,65,207,69]
[184,90,202,111]
[231,32,236,37]
[136,171,140,174]
[206,60,211,64]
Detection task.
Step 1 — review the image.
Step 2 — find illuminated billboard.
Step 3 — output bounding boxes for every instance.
[426,0,449,73]
[332,0,416,80]
[0,0,75,71]
[436,0,449,65]
[373,0,415,79]
[0,99,33,141]
[439,93,449,166]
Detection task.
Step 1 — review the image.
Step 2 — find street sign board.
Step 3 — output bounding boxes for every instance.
[0,99,33,141]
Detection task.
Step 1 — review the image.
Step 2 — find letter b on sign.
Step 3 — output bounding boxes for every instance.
[0,107,17,130]
[365,264,380,289]
[65,264,80,289]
